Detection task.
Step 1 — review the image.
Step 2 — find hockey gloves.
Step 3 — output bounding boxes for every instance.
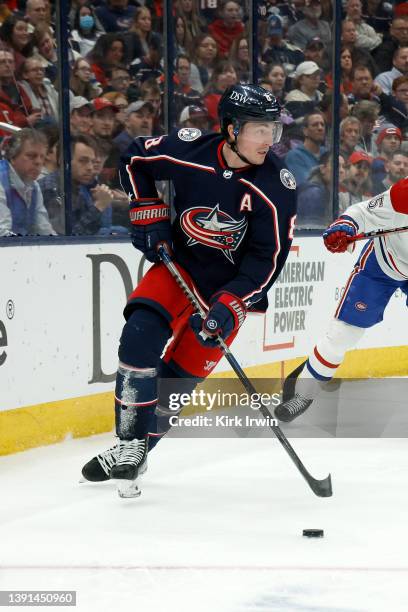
[323,219,356,253]
[190,292,246,348]
[130,200,172,263]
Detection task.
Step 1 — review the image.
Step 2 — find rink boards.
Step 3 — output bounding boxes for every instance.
[0,238,407,454]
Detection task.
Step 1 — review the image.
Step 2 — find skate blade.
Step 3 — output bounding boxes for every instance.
[113,478,141,498]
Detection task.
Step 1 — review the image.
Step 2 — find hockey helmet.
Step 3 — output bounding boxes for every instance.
[218,84,282,143]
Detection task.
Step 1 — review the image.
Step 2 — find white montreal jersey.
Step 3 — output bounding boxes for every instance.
[342,186,408,280]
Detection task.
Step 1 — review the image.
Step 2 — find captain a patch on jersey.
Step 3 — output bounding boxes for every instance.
[180,204,247,263]
[178,127,201,142]
[280,169,296,190]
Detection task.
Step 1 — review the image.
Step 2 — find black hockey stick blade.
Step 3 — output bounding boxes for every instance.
[263,407,333,497]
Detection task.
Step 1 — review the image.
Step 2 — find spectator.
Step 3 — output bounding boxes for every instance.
[130,34,163,85]
[0,14,34,73]
[91,97,120,186]
[319,90,350,142]
[175,0,206,39]
[264,62,286,104]
[88,33,127,90]
[382,74,408,131]
[24,0,48,30]
[304,36,327,71]
[95,0,136,34]
[284,111,326,185]
[39,134,113,235]
[173,54,203,120]
[339,150,373,212]
[296,152,346,228]
[70,3,103,57]
[203,60,238,127]
[113,100,154,155]
[208,0,245,58]
[125,6,155,62]
[325,44,353,94]
[228,35,250,83]
[0,49,41,129]
[285,60,323,120]
[102,90,128,135]
[362,0,393,35]
[344,0,382,51]
[352,99,380,155]
[371,126,402,188]
[105,64,131,96]
[375,46,408,95]
[0,128,56,236]
[32,23,58,83]
[288,0,331,51]
[339,115,362,159]
[174,13,193,56]
[91,135,129,232]
[262,14,304,75]
[38,123,58,179]
[372,150,408,193]
[178,104,210,131]
[372,16,408,73]
[139,78,163,134]
[341,18,357,46]
[70,58,101,100]
[20,55,59,123]
[341,20,378,74]
[193,34,219,89]
[348,64,378,103]
[70,96,94,135]
[139,78,162,116]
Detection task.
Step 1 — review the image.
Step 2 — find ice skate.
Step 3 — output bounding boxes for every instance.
[80,445,119,482]
[275,393,314,422]
[110,438,148,498]
[80,442,148,484]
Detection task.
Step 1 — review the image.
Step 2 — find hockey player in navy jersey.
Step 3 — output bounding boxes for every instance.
[81,84,297,496]
[275,177,408,423]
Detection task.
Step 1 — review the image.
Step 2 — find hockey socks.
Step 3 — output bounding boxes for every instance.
[297,319,365,397]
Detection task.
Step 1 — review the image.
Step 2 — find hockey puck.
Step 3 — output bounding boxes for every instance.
[303,529,324,538]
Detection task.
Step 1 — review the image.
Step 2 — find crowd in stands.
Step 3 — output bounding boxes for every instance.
[0,0,408,237]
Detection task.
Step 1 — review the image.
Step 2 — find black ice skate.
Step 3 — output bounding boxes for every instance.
[81,445,118,482]
[110,438,148,498]
[275,393,313,423]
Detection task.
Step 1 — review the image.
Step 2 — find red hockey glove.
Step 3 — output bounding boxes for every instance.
[130,200,172,262]
[190,292,246,348]
[323,219,356,253]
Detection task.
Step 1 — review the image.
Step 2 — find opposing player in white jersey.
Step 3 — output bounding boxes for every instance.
[275,176,408,422]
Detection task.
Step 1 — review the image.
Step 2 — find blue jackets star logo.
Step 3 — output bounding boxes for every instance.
[180,204,248,263]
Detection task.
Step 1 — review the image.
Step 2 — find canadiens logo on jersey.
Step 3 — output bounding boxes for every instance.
[180,204,247,263]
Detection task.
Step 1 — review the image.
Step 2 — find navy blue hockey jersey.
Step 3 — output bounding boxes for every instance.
[121,128,297,312]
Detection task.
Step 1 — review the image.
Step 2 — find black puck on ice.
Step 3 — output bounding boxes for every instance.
[303,529,324,538]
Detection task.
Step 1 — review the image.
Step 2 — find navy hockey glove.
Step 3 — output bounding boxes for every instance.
[323,219,356,253]
[130,200,172,263]
[190,292,246,348]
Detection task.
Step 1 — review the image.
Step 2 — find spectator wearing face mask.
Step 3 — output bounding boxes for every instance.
[71,3,103,57]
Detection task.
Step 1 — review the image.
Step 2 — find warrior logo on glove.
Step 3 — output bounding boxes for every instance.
[180,204,247,263]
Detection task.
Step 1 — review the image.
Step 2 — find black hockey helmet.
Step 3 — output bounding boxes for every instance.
[218,84,282,142]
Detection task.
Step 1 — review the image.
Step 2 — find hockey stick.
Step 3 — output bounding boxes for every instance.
[157,245,333,498]
[349,225,408,242]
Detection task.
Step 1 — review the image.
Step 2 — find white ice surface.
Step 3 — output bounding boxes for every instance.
[0,435,407,612]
